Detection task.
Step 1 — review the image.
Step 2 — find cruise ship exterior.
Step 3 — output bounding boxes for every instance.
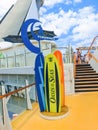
[0,38,56,96]
[0,0,57,101]
[0,0,44,40]
[1,0,98,130]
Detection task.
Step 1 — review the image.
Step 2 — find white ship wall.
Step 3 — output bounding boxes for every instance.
[64,63,75,95]
[26,0,39,20]
[0,41,53,100]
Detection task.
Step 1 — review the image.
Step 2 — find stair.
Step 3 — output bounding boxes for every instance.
[75,64,98,92]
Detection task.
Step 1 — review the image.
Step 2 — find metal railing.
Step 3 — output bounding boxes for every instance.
[57,44,74,63]
[0,81,36,130]
[87,36,98,53]
[87,36,98,63]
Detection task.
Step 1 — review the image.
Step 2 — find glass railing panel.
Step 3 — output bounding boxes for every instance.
[16,54,25,67]
[7,89,27,120]
[0,98,3,123]
[0,83,36,120]
[29,85,36,103]
[0,86,1,95]
[26,52,36,66]
[0,58,7,68]
[7,56,15,68]
[88,36,98,54]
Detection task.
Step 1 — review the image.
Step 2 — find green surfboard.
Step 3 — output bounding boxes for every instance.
[44,54,61,113]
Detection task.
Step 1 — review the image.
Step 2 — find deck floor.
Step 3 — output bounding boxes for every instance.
[12,92,98,130]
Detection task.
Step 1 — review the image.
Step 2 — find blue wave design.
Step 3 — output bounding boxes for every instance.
[35,53,46,111]
[21,19,40,54]
[38,55,46,109]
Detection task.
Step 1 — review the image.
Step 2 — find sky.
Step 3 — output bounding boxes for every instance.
[0,0,98,51]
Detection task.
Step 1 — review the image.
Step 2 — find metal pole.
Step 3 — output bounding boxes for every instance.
[38,40,41,53]
[25,79,32,110]
[0,116,3,130]
[1,82,12,130]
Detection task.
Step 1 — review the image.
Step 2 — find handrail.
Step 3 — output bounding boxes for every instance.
[87,36,98,53]
[89,52,98,63]
[86,36,98,64]
[0,83,35,99]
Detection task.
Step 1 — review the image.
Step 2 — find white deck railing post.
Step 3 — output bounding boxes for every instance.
[0,115,3,130]
[1,82,12,130]
[25,80,32,110]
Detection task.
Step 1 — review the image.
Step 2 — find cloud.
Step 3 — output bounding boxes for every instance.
[43,0,64,7]
[0,0,97,50]
[72,7,98,41]
[65,0,82,5]
[40,9,77,36]
[74,0,82,3]
[65,0,72,5]
[40,5,98,48]
[43,0,82,8]
[40,0,83,15]
[39,7,47,16]
[78,6,95,18]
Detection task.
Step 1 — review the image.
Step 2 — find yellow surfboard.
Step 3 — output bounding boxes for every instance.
[54,50,65,107]
[44,54,61,113]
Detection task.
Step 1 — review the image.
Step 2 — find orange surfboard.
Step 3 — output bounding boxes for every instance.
[54,50,65,106]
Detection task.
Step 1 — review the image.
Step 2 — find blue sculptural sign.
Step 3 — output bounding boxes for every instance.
[21,19,58,54]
